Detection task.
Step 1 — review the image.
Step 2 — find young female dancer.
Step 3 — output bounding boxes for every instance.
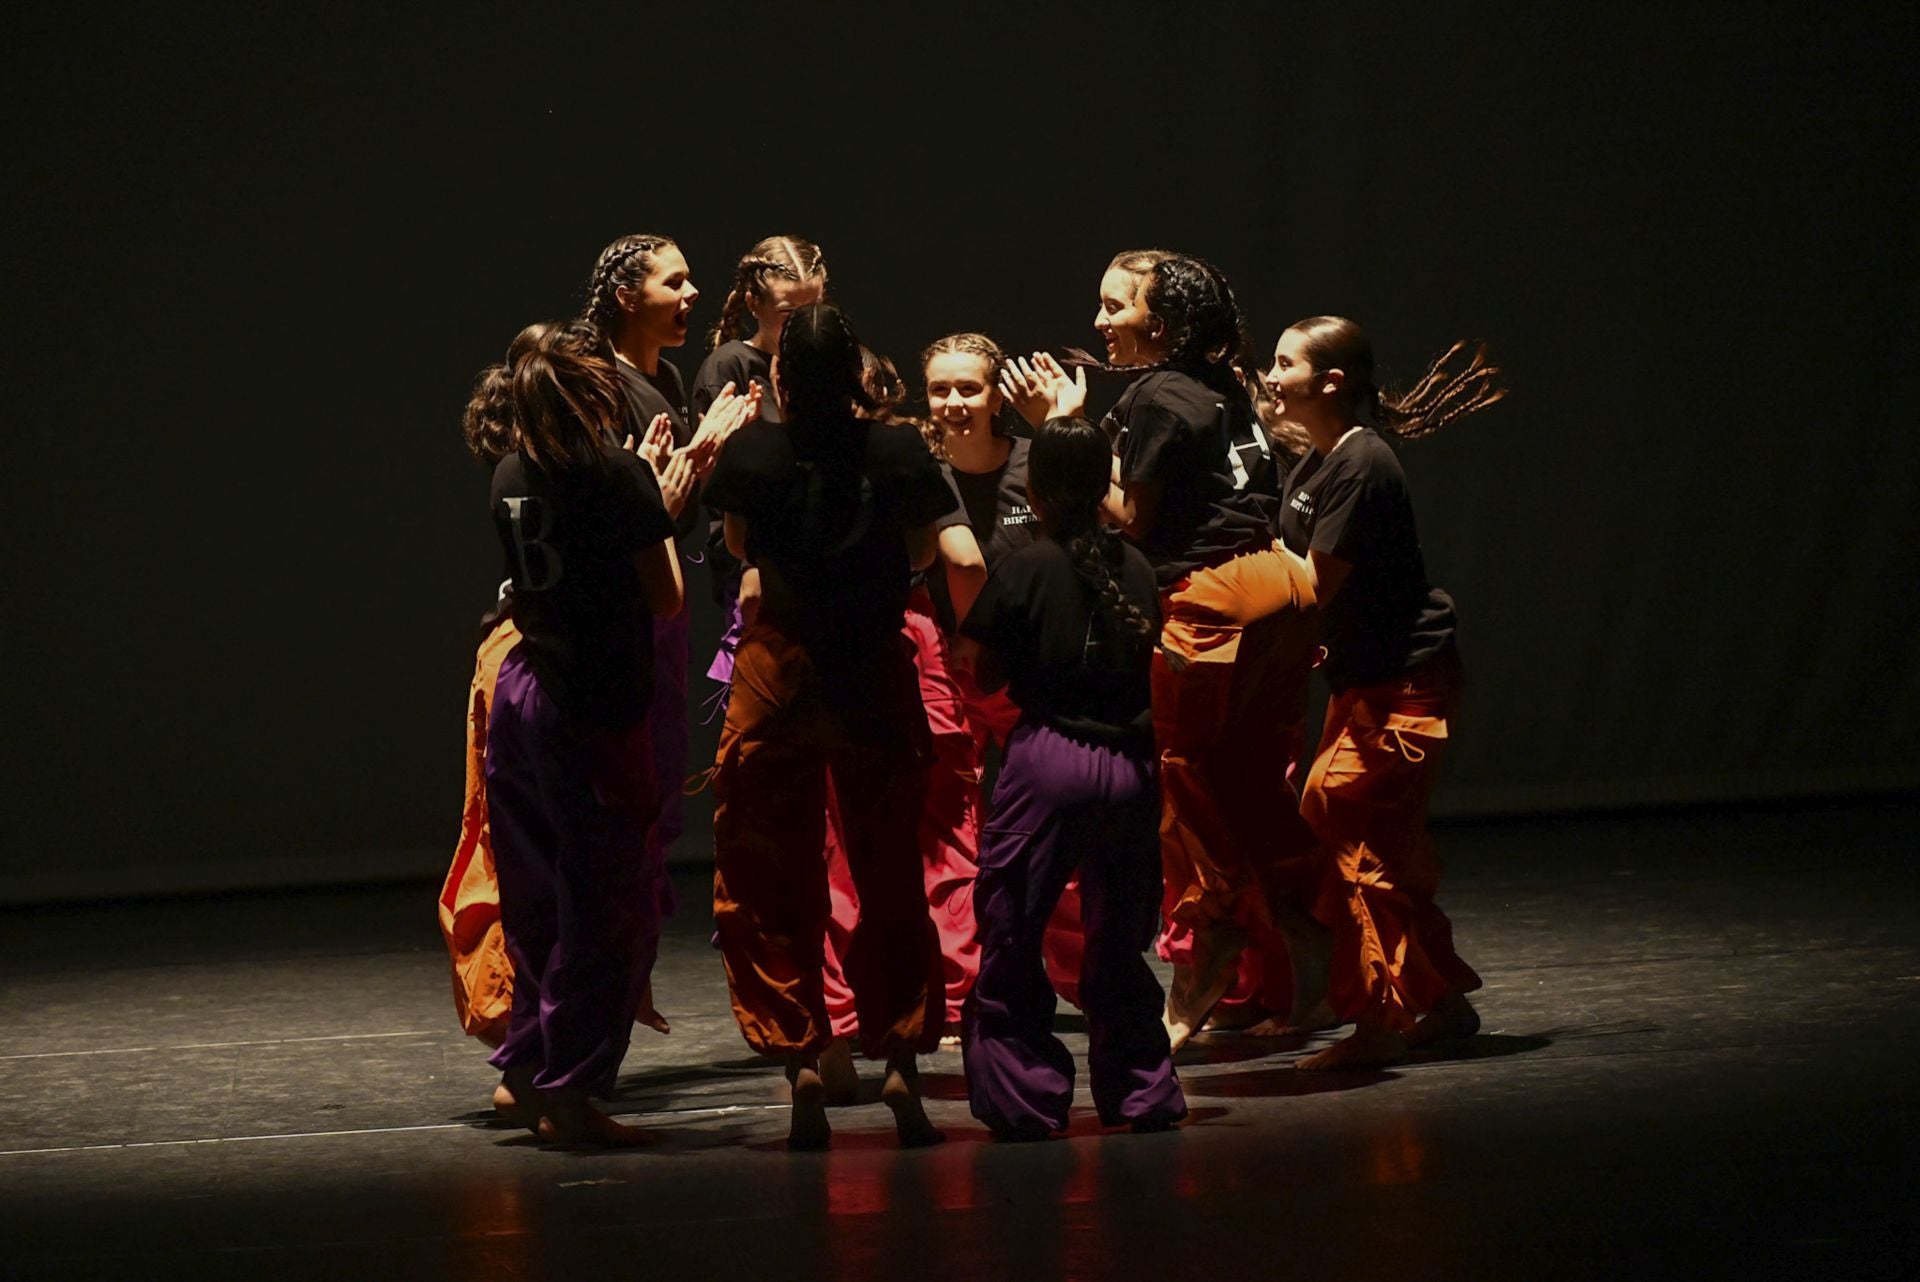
[704,303,956,1149]
[690,237,828,712]
[484,325,692,1146]
[1005,251,1321,1050]
[579,235,753,923]
[1262,317,1504,1069]
[957,416,1186,1138]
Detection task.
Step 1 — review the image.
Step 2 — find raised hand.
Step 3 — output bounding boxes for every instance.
[625,412,675,478]
[688,380,758,476]
[999,358,1052,428]
[657,448,697,519]
[1030,351,1088,419]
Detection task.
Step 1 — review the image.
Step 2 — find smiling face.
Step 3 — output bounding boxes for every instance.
[925,350,1002,445]
[618,243,698,350]
[749,273,824,350]
[1262,327,1342,432]
[1093,267,1164,366]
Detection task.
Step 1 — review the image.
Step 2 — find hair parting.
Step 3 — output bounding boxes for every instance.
[708,235,828,351]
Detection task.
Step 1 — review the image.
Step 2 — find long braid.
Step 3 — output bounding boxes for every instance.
[1293,316,1508,441]
[1378,340,1508,440]
[1030,417,1156,645]
[579,233,674,351]
[1065,526,1156,643]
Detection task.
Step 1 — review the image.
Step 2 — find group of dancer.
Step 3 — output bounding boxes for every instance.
[437,232,1507,1149]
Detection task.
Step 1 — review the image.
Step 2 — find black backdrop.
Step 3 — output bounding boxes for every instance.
[5,3,1914,901]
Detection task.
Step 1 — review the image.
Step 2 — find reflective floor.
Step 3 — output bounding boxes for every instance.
[3,799,1916,1280]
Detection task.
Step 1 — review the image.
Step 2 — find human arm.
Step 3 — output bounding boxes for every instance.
[633,538,684,618]
[938,525,988,631]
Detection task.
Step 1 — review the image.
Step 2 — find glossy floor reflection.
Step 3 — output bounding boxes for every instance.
[3,799,1916,1280]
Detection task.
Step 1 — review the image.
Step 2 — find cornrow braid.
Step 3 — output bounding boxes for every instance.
[1139,254,1250,377]
[707,234,828,351]
[580,233,675,348]
[1292,316,1508,441]
[921,331,1016,448]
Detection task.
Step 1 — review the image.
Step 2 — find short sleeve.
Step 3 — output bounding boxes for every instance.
[1307,457,1369,560]
[890,431,961,527]
[691,349,743,420]
[704,422,785,518]
[1119,392,1188,486]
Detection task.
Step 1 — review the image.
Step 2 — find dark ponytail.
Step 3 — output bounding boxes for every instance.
[1029,417,1156,644]
[1292,316,1508,440]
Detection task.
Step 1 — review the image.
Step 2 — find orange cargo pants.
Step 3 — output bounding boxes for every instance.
[1154,544,1321,934]
[437,618,521,1046]
[712,622,944,1058]
[1302,648,1481,1033]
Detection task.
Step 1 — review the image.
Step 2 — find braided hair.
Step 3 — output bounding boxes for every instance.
[708,235,827,351]
[1029,417,1157,645]
[1292,316,1508,440]
[1139,254,1251,378]
[1061,250,1250,379]
[579,233,676,349]
[918,331,1014,461]
[776,302,877,554]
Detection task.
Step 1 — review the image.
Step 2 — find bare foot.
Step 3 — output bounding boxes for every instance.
[938,1021,963,1051]
[787,1057,832,1151]
[882,1054,946,1148]
[634,981,671,1036]
[1408,992,1481,1048]
[493,1068,542,1134]
[1295,1022,1407,1071]
[818,1037,860,1108]
[537,1089,654,1147]
[1163,923,1248,1051]
[1244,1000,1338,1038]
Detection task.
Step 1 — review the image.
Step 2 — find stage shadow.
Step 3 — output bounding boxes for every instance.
[1181,1065,1397,1098]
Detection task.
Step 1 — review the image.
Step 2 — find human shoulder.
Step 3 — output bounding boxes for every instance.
[1343,429,1409,492]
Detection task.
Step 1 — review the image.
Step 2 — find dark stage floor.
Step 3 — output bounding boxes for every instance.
[3,800,1917,1281]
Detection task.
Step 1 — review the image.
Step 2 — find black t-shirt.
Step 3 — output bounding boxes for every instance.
[704,415,957,670]
[490,447,677,726]
[1108,368,1278,588]
[692,339,781,424]
[961,536,1159,754]
[1278,428,1457,691]
[691,341,781,601]
[614,356,701,541]
[1226,404,1282,504]
[928,436,1040,632]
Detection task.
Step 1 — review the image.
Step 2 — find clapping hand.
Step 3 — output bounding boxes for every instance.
[999,352,1088,426]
